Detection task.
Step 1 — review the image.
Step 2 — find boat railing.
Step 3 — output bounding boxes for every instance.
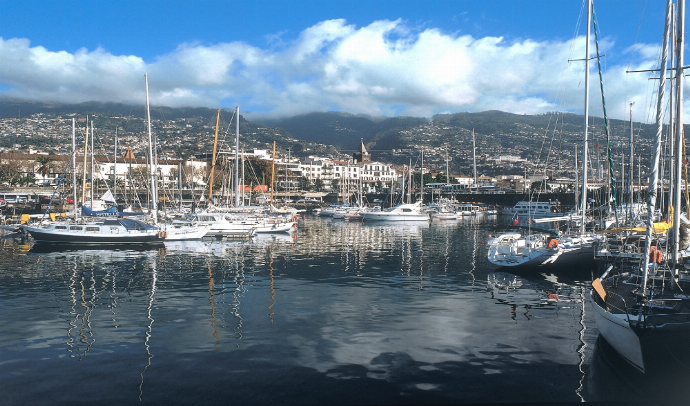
[593,285,631,320]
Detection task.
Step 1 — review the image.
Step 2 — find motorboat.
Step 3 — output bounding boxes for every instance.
[362,202,429,222]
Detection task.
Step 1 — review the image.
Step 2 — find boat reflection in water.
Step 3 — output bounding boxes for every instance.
[486,270,592,402]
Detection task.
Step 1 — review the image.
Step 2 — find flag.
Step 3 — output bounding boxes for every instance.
[512,213,519,226]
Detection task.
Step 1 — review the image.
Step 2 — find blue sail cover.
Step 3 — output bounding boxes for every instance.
[81,204,117,217]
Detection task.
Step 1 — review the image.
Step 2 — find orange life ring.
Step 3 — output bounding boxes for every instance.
[548,239,559,249]
[649,246,663,264]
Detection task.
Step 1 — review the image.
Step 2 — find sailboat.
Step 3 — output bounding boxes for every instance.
[487,3,603,269]
[136,75,206,241]
[22,117,165,245]
[590,0,690,374]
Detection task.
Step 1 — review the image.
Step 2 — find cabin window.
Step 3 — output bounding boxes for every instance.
[55,226,67,230]
[69,226,83,230]
[86,227,99,232]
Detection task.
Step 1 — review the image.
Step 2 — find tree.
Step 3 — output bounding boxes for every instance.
[314,178,324,192]
[531,180,550,192]
[298,176,312,191]
[35,156,54,177]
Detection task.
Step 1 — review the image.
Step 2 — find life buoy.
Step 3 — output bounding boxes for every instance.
[548,239,559,249]
[649,246,663,264]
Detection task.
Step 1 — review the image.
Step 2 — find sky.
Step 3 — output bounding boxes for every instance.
[0,0,677,122]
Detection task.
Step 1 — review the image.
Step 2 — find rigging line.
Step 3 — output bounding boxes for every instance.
[592,4,619,222]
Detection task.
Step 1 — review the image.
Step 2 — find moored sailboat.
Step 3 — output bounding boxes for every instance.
[590,0,690,374]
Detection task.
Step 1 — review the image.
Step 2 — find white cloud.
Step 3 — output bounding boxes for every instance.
[0,19,669,122]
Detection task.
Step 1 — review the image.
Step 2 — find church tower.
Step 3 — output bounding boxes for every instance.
[353,138,371,164]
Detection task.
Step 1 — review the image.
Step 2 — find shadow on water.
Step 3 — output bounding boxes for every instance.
[589,335,690,404]
[1,344,591,406]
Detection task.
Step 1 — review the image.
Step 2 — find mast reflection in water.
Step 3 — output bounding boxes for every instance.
[0,215,679,404]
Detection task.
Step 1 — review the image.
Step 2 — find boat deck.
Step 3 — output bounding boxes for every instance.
[594,269,690,326]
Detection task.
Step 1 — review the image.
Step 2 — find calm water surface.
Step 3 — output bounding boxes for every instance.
[0,215,686,405]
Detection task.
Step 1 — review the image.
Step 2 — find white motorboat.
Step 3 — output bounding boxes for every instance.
[160,221,209,240]
[362,202,429,222]
[499,201,566,219]
[189,213,255,238]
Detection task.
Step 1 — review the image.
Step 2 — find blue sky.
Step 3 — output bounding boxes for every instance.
[0,0,676,121]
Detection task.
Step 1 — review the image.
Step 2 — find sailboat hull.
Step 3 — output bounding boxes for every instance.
[590,288,690,374]
[590,291,645,371]
[24,226,162,244]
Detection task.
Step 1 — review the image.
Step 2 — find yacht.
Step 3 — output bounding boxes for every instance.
[362,202,429,222]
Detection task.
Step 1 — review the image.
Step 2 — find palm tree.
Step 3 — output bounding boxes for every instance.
[35,156,53,177]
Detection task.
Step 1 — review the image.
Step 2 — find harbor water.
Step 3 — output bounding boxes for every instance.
[1,215,688,405]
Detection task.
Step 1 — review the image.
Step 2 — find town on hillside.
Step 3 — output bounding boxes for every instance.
[0,107,657,210]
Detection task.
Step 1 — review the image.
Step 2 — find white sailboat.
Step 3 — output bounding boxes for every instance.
[487,3,602,268]
[22,117,165,245]
[590,0,690,374]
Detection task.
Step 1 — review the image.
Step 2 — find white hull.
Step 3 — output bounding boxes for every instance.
[590,291,645,372]
[162,224,209,240]
[363,214,429,221]
[363,203,429,222]
[487,232,597,267]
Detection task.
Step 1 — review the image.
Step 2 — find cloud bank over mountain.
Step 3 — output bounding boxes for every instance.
[0,18,660,121]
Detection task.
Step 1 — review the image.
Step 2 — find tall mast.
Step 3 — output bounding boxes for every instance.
[90,120,94,208]
[472,129,478,189]
[242,148,246,206]
[72,118,78,220]
[628,102,635,222]
[420,149,424,203]
[235,106,240,207]
[81,116,89,207]
[145,73,158,224]
[672,0,685,268]
[114,127,118,203]
[643,0,672,296]
[580,0,591,232]
[408,159,412,204]
[208,109,220,203]
[270,141,276,205]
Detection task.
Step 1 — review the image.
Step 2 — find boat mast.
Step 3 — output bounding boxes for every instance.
[242,147,246,206]
[271,141,276,205]
[81,116,89,208]
[72,118,78,220]
[575,145,579,213]
[408,159,412,204]
[643,0,672,295]
[145,73,158,225]
[472,129,478,189]
[208,109,220,204]
[114,128,118,205]
[580,0,591,232]
[234,106,240,207]
[420,149,424,204]
[90,120,94,208]
[672,0,685,269]
[628,102,634,223]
